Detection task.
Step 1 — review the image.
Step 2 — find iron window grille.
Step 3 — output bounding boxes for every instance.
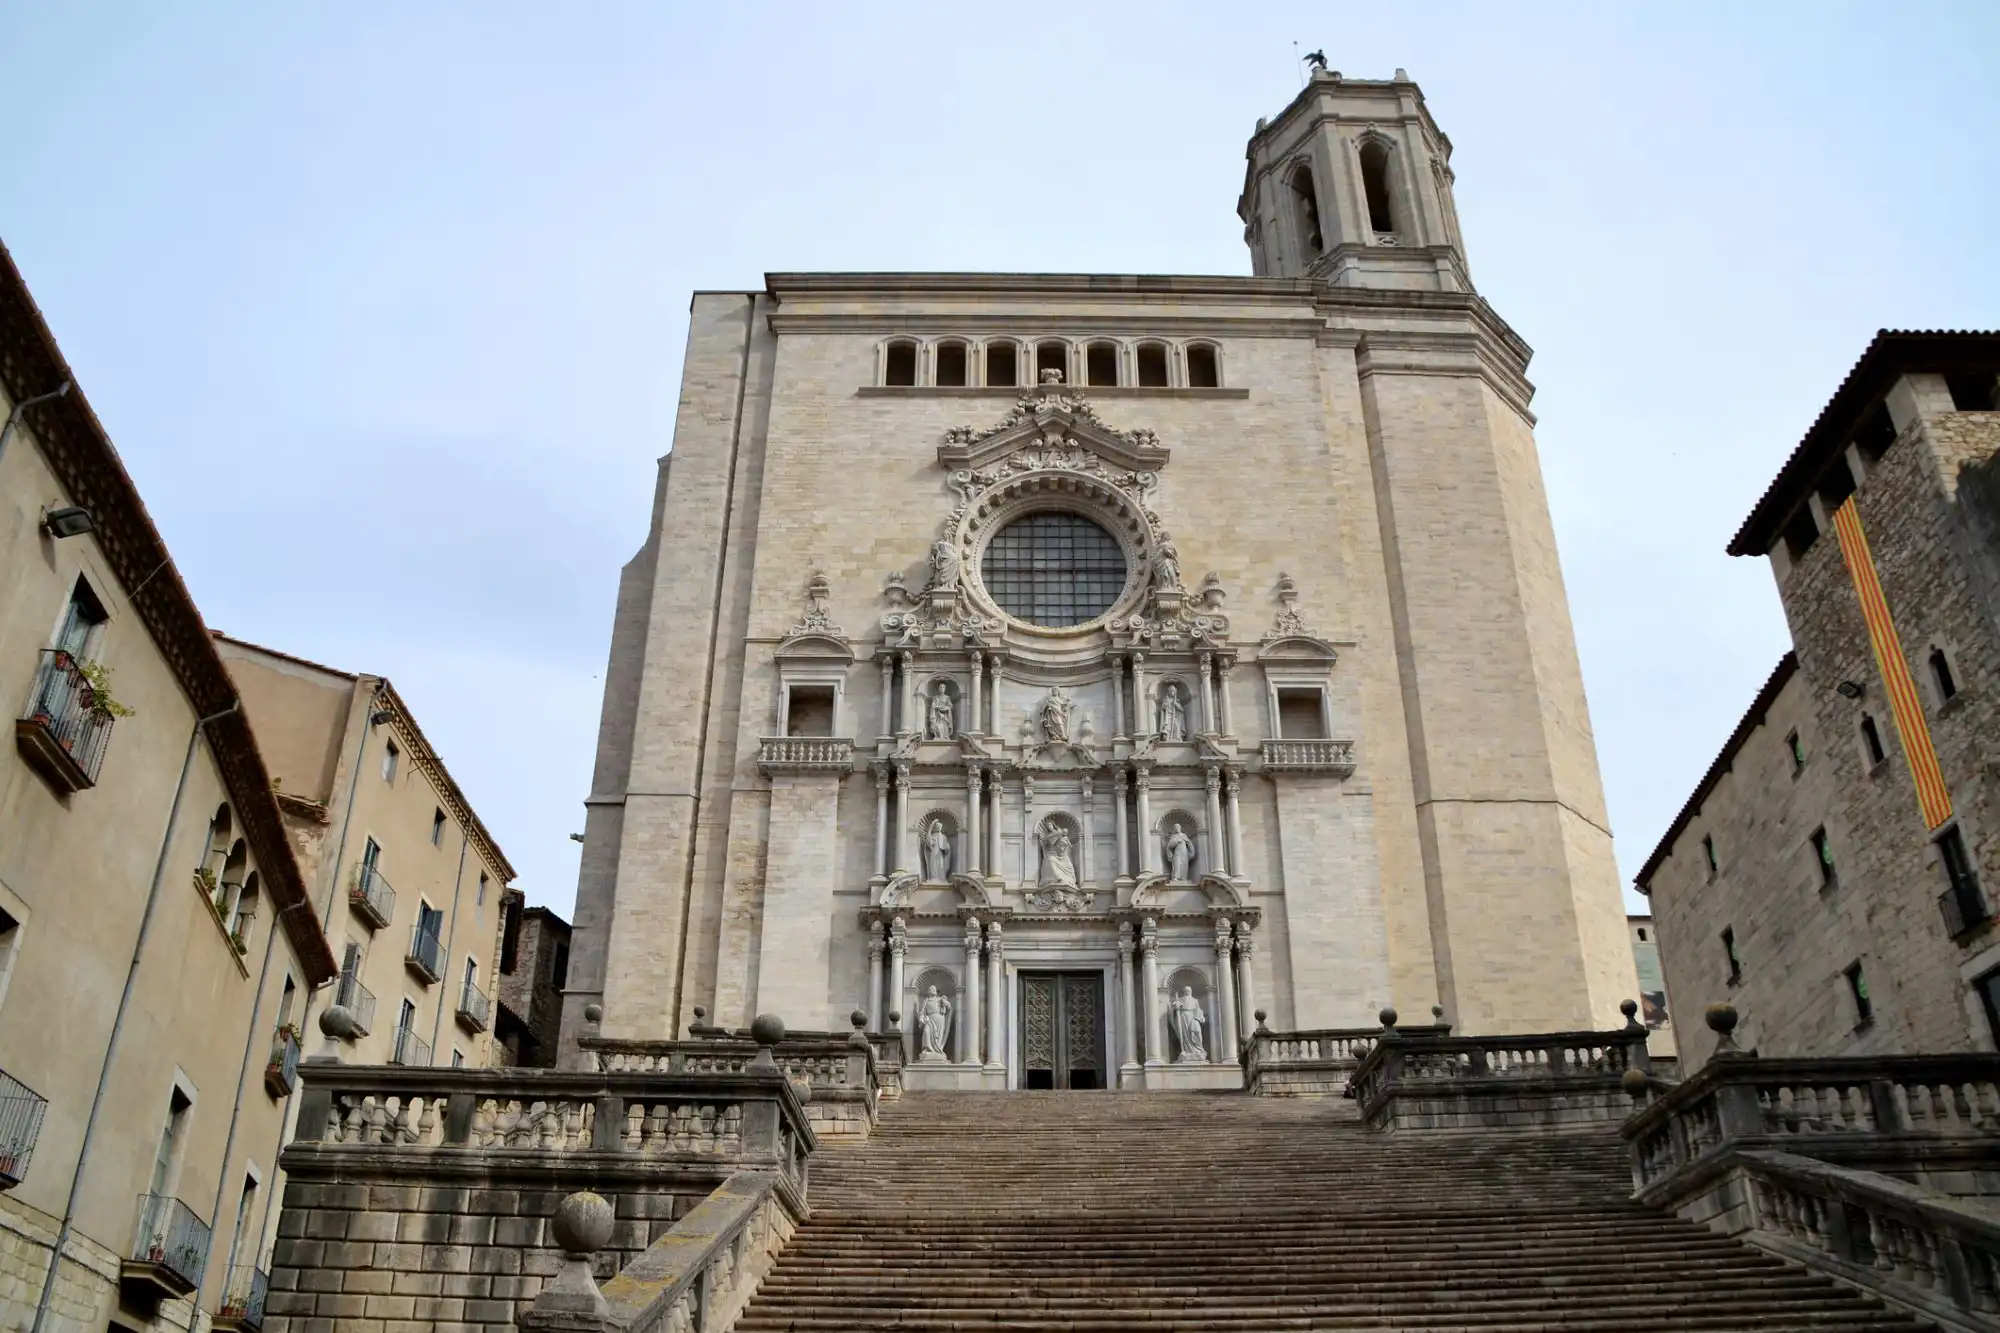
[980,512,1127,628]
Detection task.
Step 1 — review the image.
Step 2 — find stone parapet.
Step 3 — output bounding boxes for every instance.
[267,1063,812,1332]
[1351,1021,1649,1132]
[579,1031,880,1141]
[1242,1022,1452,1096]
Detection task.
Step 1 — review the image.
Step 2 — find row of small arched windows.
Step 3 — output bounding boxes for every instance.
[880,337,1222,390]
[198,802,261,946]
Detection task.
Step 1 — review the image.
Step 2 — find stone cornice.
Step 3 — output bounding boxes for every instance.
[768,312,1314,339]
[766,272,1316,303]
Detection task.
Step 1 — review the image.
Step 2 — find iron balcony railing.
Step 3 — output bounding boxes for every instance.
[264,1025,302,1098]
[335,972,375,1037]
[348,864,395,930]
[218,1263,268,1328]
[17,649,116,790]
[456,978,490,1034]
[405,925,442,983]
[131,1193,210,1294]
[390,1024,432,1068]
[0,1069,48,1189]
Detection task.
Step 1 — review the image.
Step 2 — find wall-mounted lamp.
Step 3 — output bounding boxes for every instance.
[42,505,94,539]
[369,709,394,726]
[1836,680,1866,700]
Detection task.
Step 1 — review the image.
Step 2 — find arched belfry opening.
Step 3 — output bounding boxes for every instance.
[1359,139,1397,236]
[1287,164,1323,255]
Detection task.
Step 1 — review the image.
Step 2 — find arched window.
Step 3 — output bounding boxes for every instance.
[217,838,249,923]
[197,805,233,900]
[935,341,968,388]
[1358,139,1396,235]
[883,340,918,387]
[1185,344,1220,389]
[1085,341,1119,387]
[230,870,260,940]
[1288,164,1323,254]
[1135,343,1169,388]
[984,341,1018,388]
[1035,340,1068,385]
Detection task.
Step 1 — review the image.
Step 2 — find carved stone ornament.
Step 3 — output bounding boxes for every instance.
[1018,688,1096,767]
[789,571,841,637]
[1023,817,1095,912]
[878,870,919,909]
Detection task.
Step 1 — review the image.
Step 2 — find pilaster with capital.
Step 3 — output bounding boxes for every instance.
[985,920,1006,1073]
[967,650,984,734]
[1019,773,1036,884]
[962,917,983,1064]
[1214,917,1239,1057]
[877,654,895,736]
[1223,766,1246,878]
[1140,916,1163,1067]
[894,763,913,874]
[1217,655,1237,736]
[1202,766,1223,879]
[1080,774,1095,887]
[872,766,890,878]
[1134,766,1158,875]
[1116,922,1140,1072]
[1111,654,1128,738]
[1235,924,1259,1044]
[865,929,885,1032]
[1132,651,1152,736]
[964,766,984,876]
[898,650,917,738]
[1197,651,1217,734]
[1113,767,1132,879]
[887,917,908,1053]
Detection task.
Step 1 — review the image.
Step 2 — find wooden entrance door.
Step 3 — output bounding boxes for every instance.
[1019,972,1106,1089]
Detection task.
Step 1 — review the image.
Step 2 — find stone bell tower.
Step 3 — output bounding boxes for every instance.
[1238,66,1471,291]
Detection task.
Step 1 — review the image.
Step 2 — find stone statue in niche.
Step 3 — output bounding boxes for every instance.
[1023,819,1093,912]
[1170,986,1208,1062]
[1153,541,1182,592]
[1163,820,1195,882]
[916,985,952,1062]
[921,818,953,883]
[1158,683,1187,742]
[1037,688,1073,745]
[927,683,955,741]
[927,538,960,593]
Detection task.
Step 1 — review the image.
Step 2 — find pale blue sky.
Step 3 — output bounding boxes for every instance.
[3,4,1996,916]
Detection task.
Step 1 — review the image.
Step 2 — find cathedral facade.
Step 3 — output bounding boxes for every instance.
[559,70,1638,1088]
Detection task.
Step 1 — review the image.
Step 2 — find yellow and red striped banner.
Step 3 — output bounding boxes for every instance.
[1830,498,1953,829]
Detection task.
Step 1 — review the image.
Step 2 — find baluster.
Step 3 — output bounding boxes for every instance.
[367,1095,390,1144]
[417,1097,438,1144]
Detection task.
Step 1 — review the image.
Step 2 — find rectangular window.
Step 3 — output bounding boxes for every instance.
[1975,968,2000,1047]
[1937,825,1989,937]
[225,1173,258,1274]
[1702,835,1718,876]
[985,342,1017,388]
[1275,688,1328,740]
[452,1049,465,1068]
[1861,715,1886,766]
[53,577,109,657]
[1722,927,1742,985]
[417,901,443,943]
[396,998,416,1033]
[430,808,446,847]
[1136,344,1169,387]
[1811,827,1836,887]
[784,686,836,737]
[1930,648,1959,704]
[476,873,488,907]
[1844,961,1873,1027]
[381,739,399,784]
[551,939,571,990]
[151,1088,192,1199]
[1787,730,1805,774]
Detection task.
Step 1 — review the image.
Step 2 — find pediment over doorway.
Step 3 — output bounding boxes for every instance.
[938,386,1170,475]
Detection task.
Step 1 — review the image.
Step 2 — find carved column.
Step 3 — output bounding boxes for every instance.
[898,650,917,735]
[1111,654,1128,738]
[1202,767,1224,880]
[866,929,884,1032]
[962,917,982,1065]
[1223,767,1246,879]
[1080,775,1095,887]
[968,651,984,734]
[877,654,895,736]
[894,763,913,874]
[1132,651,1152,737]
[964,767,983,877]
[986,921,1006,1074]
[1020,773,1036,885]
[1113,767,1132,878]
[1117,922,1140,1074]
[873,766,890,878]
[1214,919,1239,1060]
[888,917,908,1054]
[1217,656,1237,736]
[984,770,999,877]
[1134,766,1158,875]
[1235,925,1258,1044]
[1198,651,1217,734]
[1140,916,1163,1067]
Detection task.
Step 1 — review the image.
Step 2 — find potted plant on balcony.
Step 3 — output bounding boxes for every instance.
[229,928,248,955]
[193,865,219,898]
[75,659,135,723]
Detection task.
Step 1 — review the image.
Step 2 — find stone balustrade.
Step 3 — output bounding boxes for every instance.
[755,737,855,774]
[1241,1021,1450,1096]
[1257,738,1356,775]
[579,1030,881,1141]
[1349,1008,1651,1132]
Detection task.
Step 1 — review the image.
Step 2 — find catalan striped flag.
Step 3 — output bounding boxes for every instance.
[1830,497,1954,829]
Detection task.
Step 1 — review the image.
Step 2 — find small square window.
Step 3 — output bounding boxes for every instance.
[1722,927,1742,985]
[1844,961,1873,1027]
[1811,827,1836,887]
[1860,715,1886,767]
[431,808,447,847]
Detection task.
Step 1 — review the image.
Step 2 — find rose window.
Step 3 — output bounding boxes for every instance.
[980,512,1127,628]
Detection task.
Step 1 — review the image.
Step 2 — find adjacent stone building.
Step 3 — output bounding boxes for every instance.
[214,635,517,1073]
[1637,332,2000,1068]
[0,243,340,1331]
[493,890,570,1067]
[562,68,1638,1087]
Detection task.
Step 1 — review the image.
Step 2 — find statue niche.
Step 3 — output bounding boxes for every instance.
[1024,814,1093,912]
[1165,968,1211,1063]
[925,678,958,741]
[1157,680,1189,742]
[919,812,956,884]
[1160,814,1197,883]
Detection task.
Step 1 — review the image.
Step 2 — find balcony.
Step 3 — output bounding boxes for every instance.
[15,649,116,793]
[390,1025,432,1067]
[1259,738,1357,776]
[757,736,856,774]
[455,978,490,1034]
[1939,877,1992,939]
[0,1069,49,1189]
[348,865,395,931]
[263,1024,301,1098]
[335,972,375,1037]
[405,925,442,984]
[214,1264,268,1331]
[122,1193,210,1303]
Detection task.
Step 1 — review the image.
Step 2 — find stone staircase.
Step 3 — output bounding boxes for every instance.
[732,1090,1926,1331]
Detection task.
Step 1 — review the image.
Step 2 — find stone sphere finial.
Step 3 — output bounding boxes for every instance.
[582,1002,603,1024]
[1621,1066,1652,1101]
[1431,1004,1445,1021]
[318,1004,359,1042]
[751,1013,786,1047]
[887,1009,902,1031]
[551,1191,615,1258]
[1378,1006,1399,1032]
[851,1009,867,1029]
[1253,1008,1270,1034]
[1620,998,1642,1031]
[1705,1001,1741,1054]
